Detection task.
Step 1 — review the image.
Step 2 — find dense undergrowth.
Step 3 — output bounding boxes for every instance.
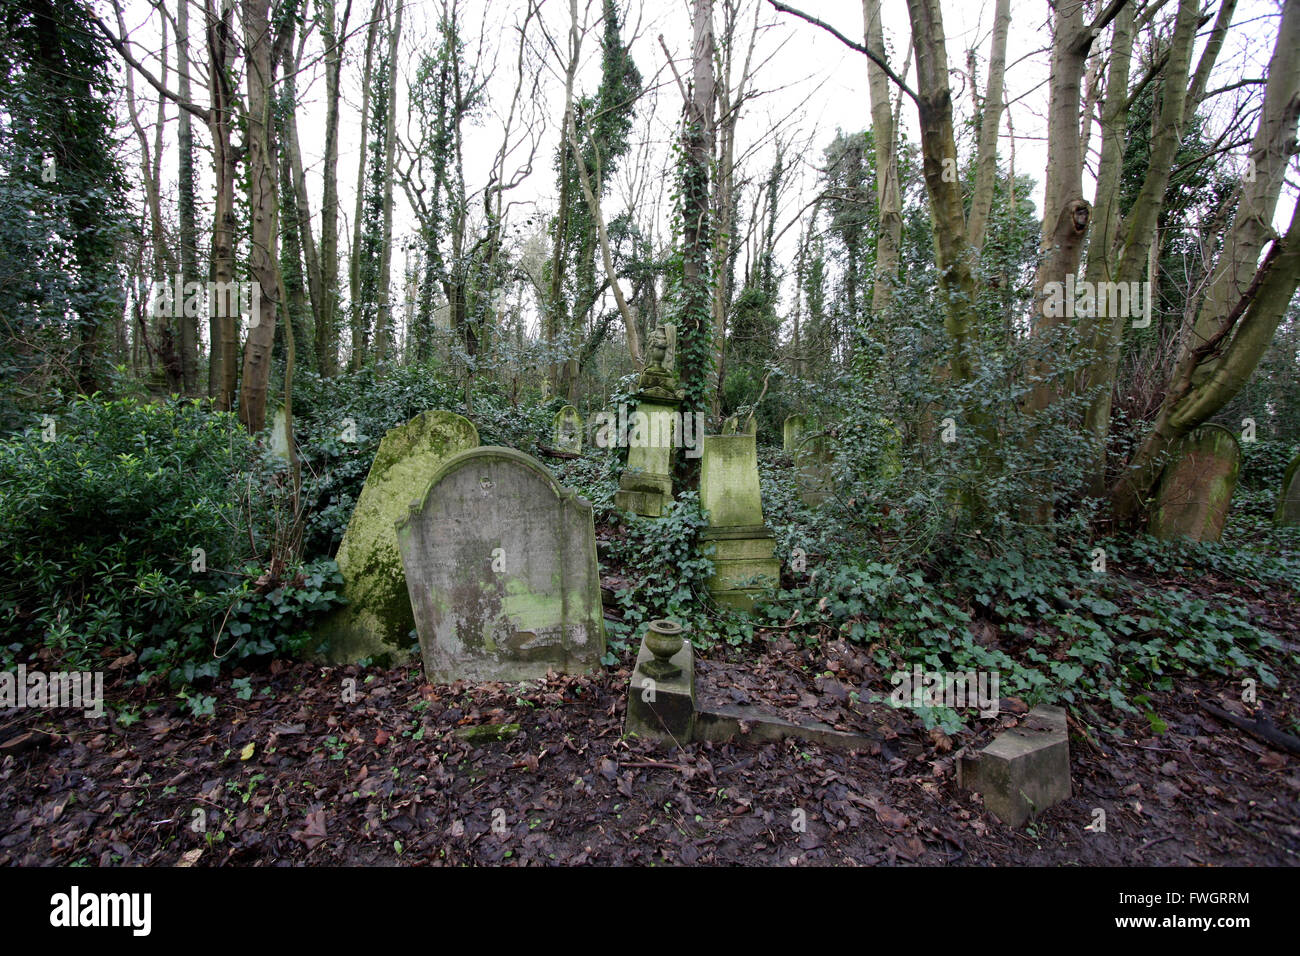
[1,375,1295,733]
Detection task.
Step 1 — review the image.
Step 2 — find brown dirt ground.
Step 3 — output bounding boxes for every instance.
[2,616,1297,866]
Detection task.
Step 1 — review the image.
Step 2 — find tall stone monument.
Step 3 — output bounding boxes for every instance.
[614,324,683,517]
[699,434,781,610]
[317,410,480,662]
[397,446,606,683]
[1149,423,1241,542]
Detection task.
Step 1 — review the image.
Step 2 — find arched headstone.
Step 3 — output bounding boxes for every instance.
[317,411,480,662]
[1149,424,1241,542]
[397,447,605,682]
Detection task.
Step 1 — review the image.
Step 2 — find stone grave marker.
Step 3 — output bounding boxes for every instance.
[268,406,292,461]
[699,434,781,609]
[1148,423,1241,542]
[1275,453,1300,527]
[316,410,480,663]
[397,446,605,682]
[783,414,807,453]
[553,404,583,454]
[615,323,683,517]
[723,414,757,437]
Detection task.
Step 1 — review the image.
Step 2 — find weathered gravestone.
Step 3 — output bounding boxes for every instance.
[1276,453,1300,527]
[316,411,480,663]
[1148,423,1241,542]
[723,414,757,437]
[699,434,781,610]
[268,406,292,461]
[783,415,807,453]
[615,324,683,517]
[792,432,834,507]
[397,446,605,683]
[553,405,583,454]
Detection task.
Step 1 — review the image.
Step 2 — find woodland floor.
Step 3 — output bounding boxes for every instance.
[3,579,1298,868]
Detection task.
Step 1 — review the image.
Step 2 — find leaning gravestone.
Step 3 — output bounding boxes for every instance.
[1149,423,1241,542]
[397,446,605,682]
[1276,453,1300,527]
[699,434,781,610]
[317,411,480,663]
[553,405,583,454]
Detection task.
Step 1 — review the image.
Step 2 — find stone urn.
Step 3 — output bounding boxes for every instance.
[641,619,685,680]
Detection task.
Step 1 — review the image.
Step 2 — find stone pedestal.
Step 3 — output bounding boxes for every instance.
[626,631,695,744]
[699,435,781,610]
[959,704,1071,827]
[700,526,780,610]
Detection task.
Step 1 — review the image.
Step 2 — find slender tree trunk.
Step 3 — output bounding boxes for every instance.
[317,0,351,377]
[177,0,200,393]
[965,0,1009,252]
[349,0,384,369]
[238,0,282,433]
[373,0,403,363]
[862,0,902,317]
[206,0,240,410]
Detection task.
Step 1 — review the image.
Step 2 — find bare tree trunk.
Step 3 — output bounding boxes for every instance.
[238,0,282,433]
[373,0,403,363]
[862,0,906,320]
[317,0,351,377]
[965,0,1009,252]
[206,0,240,410]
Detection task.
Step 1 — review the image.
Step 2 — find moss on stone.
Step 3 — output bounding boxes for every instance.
[316,410,479,662]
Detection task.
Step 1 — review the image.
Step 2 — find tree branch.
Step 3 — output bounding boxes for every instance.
[766,0,918,106]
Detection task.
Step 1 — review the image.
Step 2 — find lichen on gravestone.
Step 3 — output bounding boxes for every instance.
[315,410,480,663]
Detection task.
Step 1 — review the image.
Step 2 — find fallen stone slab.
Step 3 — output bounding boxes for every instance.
[959,703,1071,827]
[694,703,879,751]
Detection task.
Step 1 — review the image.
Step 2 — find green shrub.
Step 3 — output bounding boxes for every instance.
[0,395,343,687]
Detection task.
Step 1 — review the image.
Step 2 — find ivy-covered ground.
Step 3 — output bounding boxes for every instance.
[2,389,1297,865]
[2,499,1296,867]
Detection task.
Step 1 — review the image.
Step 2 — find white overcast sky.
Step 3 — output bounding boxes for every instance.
[111,0,1290,338]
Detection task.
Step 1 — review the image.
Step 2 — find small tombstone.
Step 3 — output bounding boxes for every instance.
[316,411,480,662]
[269,406,292,461]
[397,446,605,683]
[783,415,807,453]
[723,414,757,437]
[699,434,781,610]
[1149,424,1241,542]
[791,426,835,507]
[553,405,583,454]
[1276,453,1300,527]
